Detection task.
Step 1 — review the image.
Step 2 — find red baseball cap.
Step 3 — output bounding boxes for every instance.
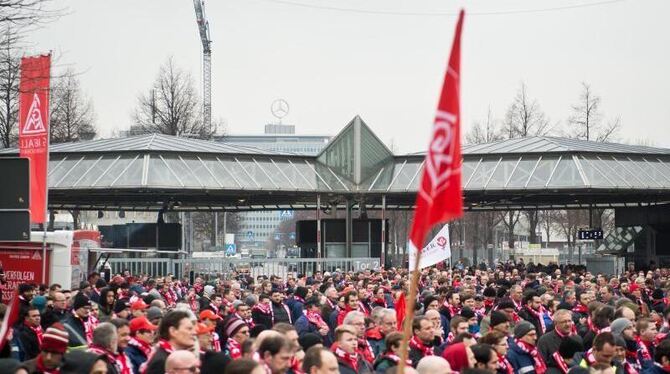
[199,310,222,321]
[195,323,214,336]
[129,317,157,334]
[131,300,149,311]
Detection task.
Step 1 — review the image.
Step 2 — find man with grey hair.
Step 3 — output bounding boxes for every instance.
[537,309,582,367]
[343,311,374,365]
[88,322,121,374]
[368,308,398,356]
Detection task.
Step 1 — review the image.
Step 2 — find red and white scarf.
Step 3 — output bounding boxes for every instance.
[212,332,221,352]
[333,346,359,372]
[36,354,60,374]
[358,338,375,364]
[305,310,328,330]
[26,322,43,346]
[409,335,434,358]
[514,339,547,373]
[636,337,653,361]
[252,302,272,315]
[524,306,546,334]
[446,332,455,344]
[115,351,133,374]
[498,354,514,374]
[373,298,388,308]
[188,295,199,313]
[234,313,255,329]
[552,351,570,374]
[444,302,461,318]
[380,352,412,367]
[128,337,152,357]
[226,338,242,359]
[141,340,174,374]
[326,298,338,311]
[89,344,131,374]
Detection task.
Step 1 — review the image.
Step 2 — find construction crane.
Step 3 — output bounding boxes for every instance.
[193,0,212,134]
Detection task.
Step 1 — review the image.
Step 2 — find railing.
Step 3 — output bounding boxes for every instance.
[106,256,381,279]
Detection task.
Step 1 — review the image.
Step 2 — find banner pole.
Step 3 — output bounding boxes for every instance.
[398,243,423,372]
[41,53,52,283]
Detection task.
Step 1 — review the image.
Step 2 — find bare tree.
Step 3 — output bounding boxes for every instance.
[0,0,61,28]
[466,106,503,144]
[50,67,96,143]
[568,82,620,142]
[0,26,19,147]
[503,83,551,139]
[554,209,589,262]
[133,57,212,139]
[498,210,521,250]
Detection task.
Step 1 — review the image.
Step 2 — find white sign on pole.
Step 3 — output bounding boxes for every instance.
[408,224,451,270]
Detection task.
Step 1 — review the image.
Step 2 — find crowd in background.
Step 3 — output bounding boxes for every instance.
[2,260,670,374]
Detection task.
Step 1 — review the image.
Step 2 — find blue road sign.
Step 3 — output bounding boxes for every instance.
[246,231,254,240]
[225,243,237,255]
[279,210,294,220]
[289,232,296,240]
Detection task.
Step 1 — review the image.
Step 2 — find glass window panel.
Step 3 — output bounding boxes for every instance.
[461,160,477,186]
[55,157,89,187]
[219,158,254,188]
[256,159,293,189]
[48,157,77,187]
[163,156,201,187]
[94,156,135,187]
[598,156,645,188]
[389,161,422,191]
[275,160,311,189]
[75,156,117,187]
[506,158,538,188]
[578,156,616,188]
[527,157,559,188]
[239,158,273,188]
[642,158,670,187]
[548,157,584,187]
[182,156,219,188]
[326,244,345,258]
[486,158,519,189]
[622,157,662,188]
[113,157,143,187]
[147,155,181,187]
[201,159,240,188]
[351,244,369,258]
[292,161,319,189]
[466,158,499,188]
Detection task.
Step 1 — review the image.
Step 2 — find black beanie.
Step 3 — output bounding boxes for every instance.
[483,287,497,298]
[73,293,90,310]
[299,333,324,351]
[653,288,664,300]
[490,310,509,327]
[460,307,476,320]
[113,299,129,314]
[497,298,516,310]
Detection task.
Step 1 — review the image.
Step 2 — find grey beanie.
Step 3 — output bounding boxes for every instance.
[514,321,536,339]
[610,318,633,336]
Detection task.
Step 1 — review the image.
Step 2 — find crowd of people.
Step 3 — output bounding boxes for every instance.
[2,260,670,374]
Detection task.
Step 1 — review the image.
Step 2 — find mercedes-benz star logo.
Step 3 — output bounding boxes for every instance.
[271,99,289,120]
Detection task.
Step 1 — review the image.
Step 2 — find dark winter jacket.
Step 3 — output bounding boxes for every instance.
[144,346,170,374]
[41,308,67,330]
[537,330,583,367]
[507,340,538,374]
[125,345,148,374]
[337,356,372,374]
[62,314,88,348]
[13,324,41,361]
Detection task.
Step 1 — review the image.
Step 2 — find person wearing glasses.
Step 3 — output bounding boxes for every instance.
[537,309,583,368]
[342,311,374,366]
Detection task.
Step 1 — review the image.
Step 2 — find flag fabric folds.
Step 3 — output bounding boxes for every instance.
[408,11,464,254]
[18,54,51,224]
[409,224,451,270]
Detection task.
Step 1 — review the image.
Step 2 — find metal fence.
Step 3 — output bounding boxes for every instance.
[106,257,381,280]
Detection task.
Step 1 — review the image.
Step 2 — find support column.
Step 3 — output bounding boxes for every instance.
[381,196,386,268]
[317,194,322,259]
[214,212,218,247]
[345,198,352,258]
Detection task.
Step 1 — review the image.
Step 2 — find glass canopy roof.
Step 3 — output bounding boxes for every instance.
[4,117,670,210]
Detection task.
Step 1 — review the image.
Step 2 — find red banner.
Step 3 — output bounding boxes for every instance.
[409,11,464,251]
[0,243,50,304]
[18,54,51,224]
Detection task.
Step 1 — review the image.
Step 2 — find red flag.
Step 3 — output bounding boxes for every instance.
[18,54,51,224]
[409,11,464,251]
[0,290,21,352]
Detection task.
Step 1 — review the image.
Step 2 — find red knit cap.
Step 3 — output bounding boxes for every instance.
[41,323,69,354]
[442,342,469,372]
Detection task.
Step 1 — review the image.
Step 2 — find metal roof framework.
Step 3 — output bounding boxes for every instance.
[4,117,670,211]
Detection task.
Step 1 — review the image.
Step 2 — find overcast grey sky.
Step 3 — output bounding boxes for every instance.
[29,0,670,153]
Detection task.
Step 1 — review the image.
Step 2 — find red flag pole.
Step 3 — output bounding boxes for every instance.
[398,10,464,372]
